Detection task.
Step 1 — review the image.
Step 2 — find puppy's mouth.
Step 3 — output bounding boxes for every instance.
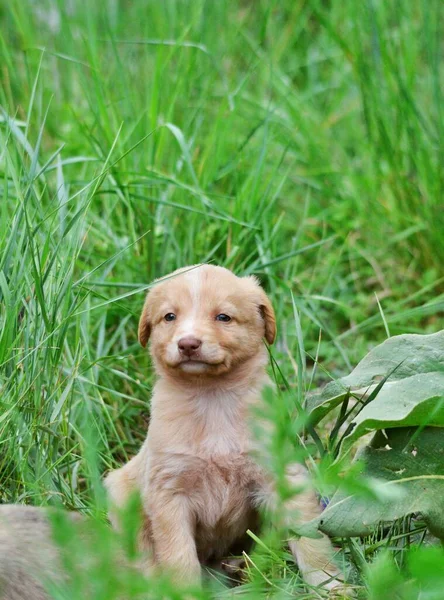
[160,344,228,374]
[179,357,222,366]
[173,356,226,373]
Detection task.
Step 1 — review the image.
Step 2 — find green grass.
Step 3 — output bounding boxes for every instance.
[0,0,443,598]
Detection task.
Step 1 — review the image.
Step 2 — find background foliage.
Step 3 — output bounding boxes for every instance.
[0,0,443,597]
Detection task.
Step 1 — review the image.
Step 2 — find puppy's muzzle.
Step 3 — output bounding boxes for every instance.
[178,336,202,357]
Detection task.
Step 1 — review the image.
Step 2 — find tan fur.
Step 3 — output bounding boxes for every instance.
[105,264,344,590]
[0,505,129,600]
[0,505,64,600]
[0,505,146,600]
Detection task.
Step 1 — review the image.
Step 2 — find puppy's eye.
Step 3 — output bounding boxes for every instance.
[215,314,231,322]
[164,313,176,322]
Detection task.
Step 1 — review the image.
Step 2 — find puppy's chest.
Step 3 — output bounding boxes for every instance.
[153,452,262,525]
[195,455,262,554]
[149,395,263,526]
[165,398,251,456]
[193,419,249,456]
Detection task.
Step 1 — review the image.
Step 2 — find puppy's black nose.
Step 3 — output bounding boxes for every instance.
[178,336,202,355]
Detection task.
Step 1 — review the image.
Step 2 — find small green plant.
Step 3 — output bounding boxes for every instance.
[305,331,444,597]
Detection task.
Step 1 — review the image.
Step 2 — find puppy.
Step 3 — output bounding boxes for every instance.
[0,505,65,600]
[0,505,141,600]
[105,265,343,590]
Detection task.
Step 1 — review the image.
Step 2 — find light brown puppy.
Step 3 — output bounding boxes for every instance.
[0,505,65,600]
[105,264,343,590]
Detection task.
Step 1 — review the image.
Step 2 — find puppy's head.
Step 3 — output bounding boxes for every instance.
[138,265,276,378]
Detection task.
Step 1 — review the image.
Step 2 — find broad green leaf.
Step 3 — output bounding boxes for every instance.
[316,428,444,539]
[307,330,444,426]
[341,372,444,452]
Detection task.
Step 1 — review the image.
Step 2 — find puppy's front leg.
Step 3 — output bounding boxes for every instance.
[104,457,156,571]
[150,492,201,585]
[258,464,343,591]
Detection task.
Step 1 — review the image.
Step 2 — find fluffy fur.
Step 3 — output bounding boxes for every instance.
[0,505,137,600]
[0,505,62,600]
[105,264,344,590]
[0,505,88,600]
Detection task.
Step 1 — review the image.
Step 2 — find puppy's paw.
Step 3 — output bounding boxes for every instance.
[220,556,246,574]
[304,569,355,598]
[324,579,356,598]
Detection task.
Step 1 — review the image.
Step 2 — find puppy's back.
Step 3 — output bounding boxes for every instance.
[0,505,62,599]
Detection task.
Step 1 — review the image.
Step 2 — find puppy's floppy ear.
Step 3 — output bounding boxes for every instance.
[259,292,276,344]
[138,293,152,348]
[245,276,277,344]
